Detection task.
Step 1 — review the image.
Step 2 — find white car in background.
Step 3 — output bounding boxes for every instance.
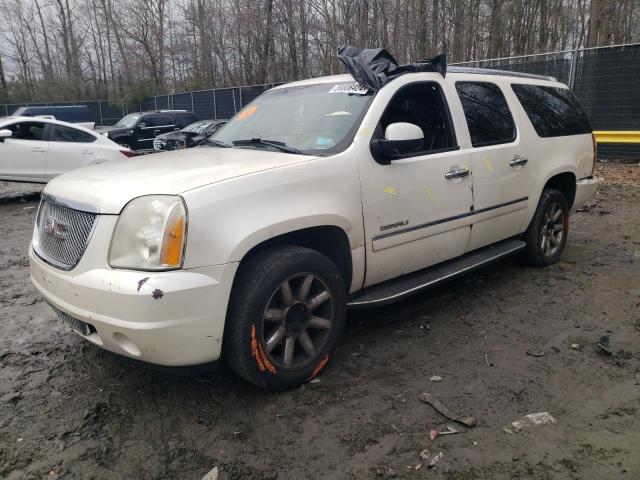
[0,116,133,183]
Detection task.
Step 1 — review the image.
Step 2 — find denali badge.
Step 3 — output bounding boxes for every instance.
[380,220,409,232]
[43,216,69,239]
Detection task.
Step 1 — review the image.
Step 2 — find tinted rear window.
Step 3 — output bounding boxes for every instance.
[455,81,516,147]
[511,84,591,138]
[51,124,95,143]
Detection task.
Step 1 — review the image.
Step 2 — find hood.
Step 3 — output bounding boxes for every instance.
[44,147,315,214]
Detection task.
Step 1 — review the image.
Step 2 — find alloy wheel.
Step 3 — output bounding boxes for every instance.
[539,202,565,257]
[260,273,334,369]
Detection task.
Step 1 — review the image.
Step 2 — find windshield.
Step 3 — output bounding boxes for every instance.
[114,113,141,128]
[182,120,211,134]
[211,82,374,155]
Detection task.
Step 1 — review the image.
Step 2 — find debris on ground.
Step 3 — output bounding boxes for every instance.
[429,375,443,382]
[430,423,460,440]
[525,349,545,357]
[201,466,219,480]
[427,452,443,468]
[419,449,430,460]
[419,393,478,427]
[503,412,557,434]
[571,343,581,350]
[596,335,613,355]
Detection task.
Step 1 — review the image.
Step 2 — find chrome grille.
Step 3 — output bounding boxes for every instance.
[34,197,97,270]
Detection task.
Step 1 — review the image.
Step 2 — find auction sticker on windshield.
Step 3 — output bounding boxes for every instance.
[238,105,258,120]
[328,83,370,95]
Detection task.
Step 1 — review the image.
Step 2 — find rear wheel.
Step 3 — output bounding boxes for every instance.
[522,189,569,267]
[223,246,346,391]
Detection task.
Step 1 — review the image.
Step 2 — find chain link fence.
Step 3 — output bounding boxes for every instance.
[0,83,281,127]
[454,43,640,159]
[2,43,638,159]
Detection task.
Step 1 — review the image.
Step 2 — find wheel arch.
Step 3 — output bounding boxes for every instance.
[542,171,577,209]
[235,225,354,292]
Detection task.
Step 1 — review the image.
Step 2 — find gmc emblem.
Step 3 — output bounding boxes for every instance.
[43,216,69,239]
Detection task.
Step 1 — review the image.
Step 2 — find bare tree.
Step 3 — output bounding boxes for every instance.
[1,0,639,103]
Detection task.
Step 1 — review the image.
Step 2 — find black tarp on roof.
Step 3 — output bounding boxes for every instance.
[337,46,446,91]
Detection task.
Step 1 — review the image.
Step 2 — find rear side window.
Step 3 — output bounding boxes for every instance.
[511,84,591,137]
[144,114,173,127]
[455,81,516,147]
[51,124,96,143]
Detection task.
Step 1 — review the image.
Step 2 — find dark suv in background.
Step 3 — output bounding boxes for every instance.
[101,110,198,151]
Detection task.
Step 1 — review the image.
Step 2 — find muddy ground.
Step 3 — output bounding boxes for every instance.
[1,163,639,480]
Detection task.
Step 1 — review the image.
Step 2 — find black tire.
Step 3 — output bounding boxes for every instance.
[521,189,569,267]
[223,246,347,391]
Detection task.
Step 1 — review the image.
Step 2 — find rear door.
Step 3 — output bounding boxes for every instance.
[46,124,99,179]
[452,80,531,251]
[0,121,49,182]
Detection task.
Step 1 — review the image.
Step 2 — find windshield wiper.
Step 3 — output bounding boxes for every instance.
[232,138,301,154]
[201,139,232,148]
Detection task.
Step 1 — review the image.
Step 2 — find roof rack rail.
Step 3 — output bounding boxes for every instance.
[447,66,557,82]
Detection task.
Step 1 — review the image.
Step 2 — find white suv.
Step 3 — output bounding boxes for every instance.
[29,63,598,390]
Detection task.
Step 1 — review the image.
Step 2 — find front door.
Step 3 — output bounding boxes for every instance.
[0,121,49,182]
[357,80,475,287]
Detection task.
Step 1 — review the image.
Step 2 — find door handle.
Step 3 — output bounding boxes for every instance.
[32,148,46,153]
[153,129,160,134]
[445,167,470,179]
[510,156,528,167]
[81,150,94,155]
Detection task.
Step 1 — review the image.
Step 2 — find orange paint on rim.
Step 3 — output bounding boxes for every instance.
[258,342,277,374]
[308,354,329,380]
[250,325,266,372]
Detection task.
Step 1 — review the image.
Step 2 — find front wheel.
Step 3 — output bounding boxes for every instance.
[223,246,347,391]
[521,189,569,267]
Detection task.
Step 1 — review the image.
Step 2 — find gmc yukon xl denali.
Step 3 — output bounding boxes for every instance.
[29,52,598,390]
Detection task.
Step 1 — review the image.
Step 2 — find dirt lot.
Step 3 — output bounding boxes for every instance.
[1,163,639,480]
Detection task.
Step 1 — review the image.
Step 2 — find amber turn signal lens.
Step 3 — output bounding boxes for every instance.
[160,210,185,267]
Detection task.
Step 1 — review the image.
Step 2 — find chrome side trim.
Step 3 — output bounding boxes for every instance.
[373,197,528,241]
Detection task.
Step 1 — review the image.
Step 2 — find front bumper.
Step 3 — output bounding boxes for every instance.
[30,248,238,366]
[572,176,599,212]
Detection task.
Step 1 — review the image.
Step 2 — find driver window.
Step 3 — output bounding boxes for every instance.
[7,122,47,141]
[378,83,456,155]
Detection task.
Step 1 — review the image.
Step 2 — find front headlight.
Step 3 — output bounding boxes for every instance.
[109,195,187,270]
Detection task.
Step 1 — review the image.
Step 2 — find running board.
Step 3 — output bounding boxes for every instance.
[348,239,526,308]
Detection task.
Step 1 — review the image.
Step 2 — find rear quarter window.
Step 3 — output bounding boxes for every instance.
[511,84,591,138]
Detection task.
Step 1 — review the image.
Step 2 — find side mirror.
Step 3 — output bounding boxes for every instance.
[0,129,12,142]
[370,122,424,164]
